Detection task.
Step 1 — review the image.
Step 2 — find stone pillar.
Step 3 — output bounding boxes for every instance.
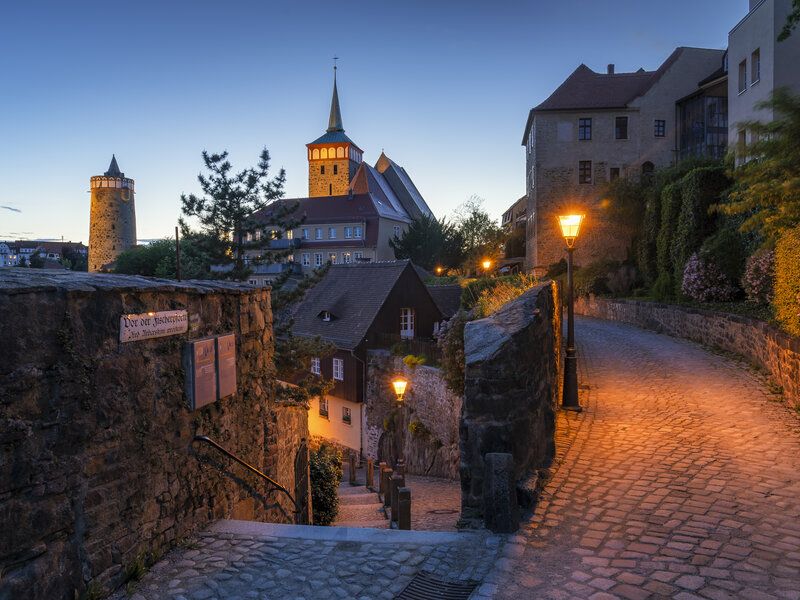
[483,453,519,533]
[378,462,386,494]
[398,487,411,530]
[349,453,357,485]
[381,468,393,506]
[390,470,405,523]
[366,459,374,489]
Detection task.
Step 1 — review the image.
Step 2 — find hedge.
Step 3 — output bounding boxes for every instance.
[656,182,683,279]
[309,445,343,526]
[774,226,800,337]
[637,187,661,284]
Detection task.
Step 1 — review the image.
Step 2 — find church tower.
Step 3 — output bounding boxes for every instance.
[88,155,136,272]
[306,67,363,197]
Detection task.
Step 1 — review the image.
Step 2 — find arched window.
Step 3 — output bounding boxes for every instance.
[642,161,654,176]
[329,147,335,157]
[321,148,327,159]
[337,147,344,158]
[312,149,319,160]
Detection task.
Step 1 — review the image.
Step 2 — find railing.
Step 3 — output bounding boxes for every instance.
[370,333,442,365]
[192,435,298,517]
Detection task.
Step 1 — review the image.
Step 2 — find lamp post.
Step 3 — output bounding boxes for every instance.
[391,378,408,470]
[558,214,584,412]
[482,259,491,278]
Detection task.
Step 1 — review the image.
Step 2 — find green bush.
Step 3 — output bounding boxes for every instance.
[651,272,673,302]
[700,224,748,296]
[671,166,731,296]
[474,274,537,318]
[637,188,661,284]
[309,445,342,526]
[544,258,568,279]
[573,259,618,297]
[390,341,409,356]
[460,274,530,310]
[403,354,427,367]
[408,419,431,439]
[656,182,683,281]
[435,310,475,395]
[773,226,800,336]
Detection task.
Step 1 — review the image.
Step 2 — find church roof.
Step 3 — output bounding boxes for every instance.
[104,155,124,177]
[374,153,434,220]
[307,130,360,147]
[348,164,411,223]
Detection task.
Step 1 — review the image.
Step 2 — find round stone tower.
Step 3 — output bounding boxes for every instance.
[89,155,136,272]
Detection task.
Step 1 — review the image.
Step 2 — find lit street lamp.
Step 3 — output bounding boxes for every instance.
[391,378,408,469]
[482,259,491,277]
[558,214,584,412]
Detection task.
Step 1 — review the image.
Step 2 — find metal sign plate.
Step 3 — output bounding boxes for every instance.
[120,310,188,342]
[190,338,217,410]
[216,333,237,399]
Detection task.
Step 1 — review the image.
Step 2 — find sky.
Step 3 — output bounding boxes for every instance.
[0,0,750,244]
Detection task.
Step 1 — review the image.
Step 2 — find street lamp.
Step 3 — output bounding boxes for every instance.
[558,214,584,412]
[436,266,443,275]
[391,378,408,470]
[482,259,491,278]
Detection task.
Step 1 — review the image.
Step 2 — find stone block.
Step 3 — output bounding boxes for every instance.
[483,453,519,534]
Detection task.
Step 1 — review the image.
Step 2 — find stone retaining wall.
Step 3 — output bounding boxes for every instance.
[574,296,800,407]
[0,271,307,600]
[460,282,562,516]
[364,352,460,480]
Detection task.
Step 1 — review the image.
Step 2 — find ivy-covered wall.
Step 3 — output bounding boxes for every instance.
[0,271,307,600]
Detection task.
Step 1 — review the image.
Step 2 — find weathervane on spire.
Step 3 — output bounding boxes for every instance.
[332,56,339,73]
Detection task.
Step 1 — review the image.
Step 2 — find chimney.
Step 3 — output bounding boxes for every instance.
[607,64,615,75]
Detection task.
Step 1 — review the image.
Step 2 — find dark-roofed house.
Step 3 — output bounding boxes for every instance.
[247,69,433,286]
[287,260,442,453]
[521,47,725,274]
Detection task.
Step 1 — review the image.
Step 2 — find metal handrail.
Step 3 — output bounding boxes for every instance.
[192,435,298,514]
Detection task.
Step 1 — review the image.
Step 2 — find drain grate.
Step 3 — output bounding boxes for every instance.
[395,571,478,600]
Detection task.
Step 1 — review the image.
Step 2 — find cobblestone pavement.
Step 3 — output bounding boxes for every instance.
[484,316,800,600]
[114,521,503,600]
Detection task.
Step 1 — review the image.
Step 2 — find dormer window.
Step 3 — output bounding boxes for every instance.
[321,311,331,321]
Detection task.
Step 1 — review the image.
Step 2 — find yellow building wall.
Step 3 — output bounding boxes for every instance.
[308,395,361,452]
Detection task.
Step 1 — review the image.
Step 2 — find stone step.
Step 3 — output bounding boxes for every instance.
[337,504,386,522]
[332,520,390,529]
[339,491,380,504]
[338,484,372,496]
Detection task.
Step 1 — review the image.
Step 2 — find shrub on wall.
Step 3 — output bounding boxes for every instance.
[475,274,537,318]
[699,224,748,297]
[656,182,683,286]
[671,166,731,297]
[309,445,342,526]
[436,310,475,395]
[681,251,737,302]
[637,188,661,284]
[742,248,776,305]
[773,226,800,336]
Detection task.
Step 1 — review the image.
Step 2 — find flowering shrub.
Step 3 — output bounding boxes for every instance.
[742,249,775,305]
[435,310,476,395]
[774,226,800,336]
[681,251,737,302]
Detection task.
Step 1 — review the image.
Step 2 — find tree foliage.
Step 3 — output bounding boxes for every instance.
[29,252,45,269]
[113,236,216,279]
[180,149,299,280]
[778,0,800,41]
[453,196,505,274]
[389,214,464,271]
[715,89,800,241]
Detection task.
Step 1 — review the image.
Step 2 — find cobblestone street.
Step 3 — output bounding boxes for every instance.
[486,316,800,600]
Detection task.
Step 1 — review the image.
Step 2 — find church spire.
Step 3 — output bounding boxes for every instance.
[327,63,344,133]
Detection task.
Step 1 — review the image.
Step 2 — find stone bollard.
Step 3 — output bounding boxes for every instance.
[483,452,519,533]
[349,453,357,485]
[390,470,405,522]
[378,462,386,494]
[381,468,393,506]
[395,457,405,477]
[366,459,374,489]
[398,487,411,530]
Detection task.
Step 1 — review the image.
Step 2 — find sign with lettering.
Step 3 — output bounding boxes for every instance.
[216,334,237,398]
[120,310,188,342]
[188,338,217,410]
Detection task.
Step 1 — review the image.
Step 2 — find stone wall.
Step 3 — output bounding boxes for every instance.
[460,282,562,515]
[0,271,308,600]
[574,296,800,407]
[364,352,460,480]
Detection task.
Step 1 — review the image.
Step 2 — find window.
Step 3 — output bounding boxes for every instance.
[344,227,353,239]
[311,357,321,375]
[641,161,654,176]
[342,406,351,424]
[321,311,331,322]
[333,358,344,381]
[315,228,322,240]
[328,252,337,264]
[654,120,665,137]
[321,165,325,175]
[354,226,362,238]
[302,229,309,239]
[615,117,628,139]
[578,118,592,140]
[393,225,401,238]
[329,227,336,239]
[609,168,620,181]
[286,230,293,240]
[315,253,323,267]
[319,397,328,417]
[354,251,363,260]
[302,253,310,266]
[248,279,258,285]
[738,60,747,93]
[329,184,332,195]
[579,161,592,184]
[400,308,415,339]
[255,230,262,241]
[333,165,338,175]
[342,252,351,264]
[287,254,294,262]
[752,49,760,84]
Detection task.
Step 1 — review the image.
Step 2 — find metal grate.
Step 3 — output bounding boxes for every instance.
[395,571,478,600]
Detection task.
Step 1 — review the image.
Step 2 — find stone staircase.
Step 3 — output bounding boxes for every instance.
[332,464,389,529]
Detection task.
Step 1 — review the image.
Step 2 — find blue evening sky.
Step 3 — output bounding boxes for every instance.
[0,0,748,243]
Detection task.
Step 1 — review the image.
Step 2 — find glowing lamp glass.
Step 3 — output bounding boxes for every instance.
[558,214,585,248]
[482,260,491,270]
[392,379,408,401]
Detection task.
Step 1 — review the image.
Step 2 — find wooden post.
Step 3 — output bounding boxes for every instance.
[381,468,393,506]
[398,487,411,530]
[366,459,374,489]
[349,453,357,485]
[390,470,405,522]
